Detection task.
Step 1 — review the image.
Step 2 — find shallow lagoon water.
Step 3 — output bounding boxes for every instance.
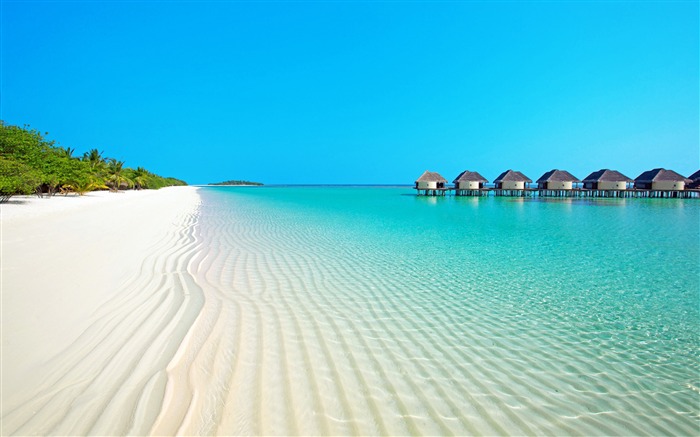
[194,186,699,435]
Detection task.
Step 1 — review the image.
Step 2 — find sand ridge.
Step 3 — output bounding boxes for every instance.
[2,187,697,436]
[1,187,203,435]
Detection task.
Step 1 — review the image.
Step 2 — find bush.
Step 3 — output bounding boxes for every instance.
[0,158,42,201]
[0,121,187,198]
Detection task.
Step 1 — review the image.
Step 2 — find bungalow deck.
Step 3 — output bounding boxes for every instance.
[414,187,451,196]
[415,187,700,199]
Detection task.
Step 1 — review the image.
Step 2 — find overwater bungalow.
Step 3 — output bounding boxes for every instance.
[634,168,690,191]
[453,171,488,196]
[537,169,581,190]
[582,169,633,190]
[493,170,531,190]
[453,170,488,189]
[415,170,448,196]
[410,167,699,199]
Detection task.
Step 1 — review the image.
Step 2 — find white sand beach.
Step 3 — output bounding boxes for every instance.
[1,187,203,435]
[3,187,697,437]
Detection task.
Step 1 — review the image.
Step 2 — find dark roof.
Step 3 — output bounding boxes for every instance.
[415,170,447,183]
[689,170,700,189]
[536,169,581,183]
[634,168,691,183]
[493,169,532,183]
[453,170,488,183]
[582,169,632,183]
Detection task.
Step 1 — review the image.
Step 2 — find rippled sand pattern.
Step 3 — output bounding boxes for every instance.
[3,187,698,435]
[2,190,204,436]
[168,188,698,436]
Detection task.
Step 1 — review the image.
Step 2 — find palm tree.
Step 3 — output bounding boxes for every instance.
[83,149,105,169]
[106,159,131,191]
[63,178,109,196]
[131,166,149,190]
[59,147,76,159]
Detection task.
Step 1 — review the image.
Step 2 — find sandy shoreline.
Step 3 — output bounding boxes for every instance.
[1,187,203,435]
[3,187,697,436]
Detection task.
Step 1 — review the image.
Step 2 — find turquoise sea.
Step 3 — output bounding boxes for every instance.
[196,186,699,435]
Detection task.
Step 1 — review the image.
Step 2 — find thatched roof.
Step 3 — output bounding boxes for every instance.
[688,170,700,188]
[582,169,632,183]
[537,169,581,183]
[453,170,488,183]
[493,169,532,183]
[415,170,447,183]
[634,168,691,183]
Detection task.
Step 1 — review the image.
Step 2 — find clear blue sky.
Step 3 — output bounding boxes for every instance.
[2,1,698,185]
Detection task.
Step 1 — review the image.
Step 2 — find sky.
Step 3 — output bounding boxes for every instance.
[2,0,698,185]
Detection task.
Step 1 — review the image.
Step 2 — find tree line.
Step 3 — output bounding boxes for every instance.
[0,121,186,202]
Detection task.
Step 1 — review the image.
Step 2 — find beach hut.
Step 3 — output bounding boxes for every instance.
[633,168,690,191]
[582,169,632,190]
[493,170,531,190]
[453,170,488,190]
[688,170,700,189]
[415,170,448,195]
[536,170,581,190]
[415,170,447,189]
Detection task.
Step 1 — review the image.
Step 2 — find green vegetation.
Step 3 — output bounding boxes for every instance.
[209,180,263,186]
[0,121,186,202]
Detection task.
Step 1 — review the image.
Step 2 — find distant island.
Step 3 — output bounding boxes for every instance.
[209,180,263,186]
